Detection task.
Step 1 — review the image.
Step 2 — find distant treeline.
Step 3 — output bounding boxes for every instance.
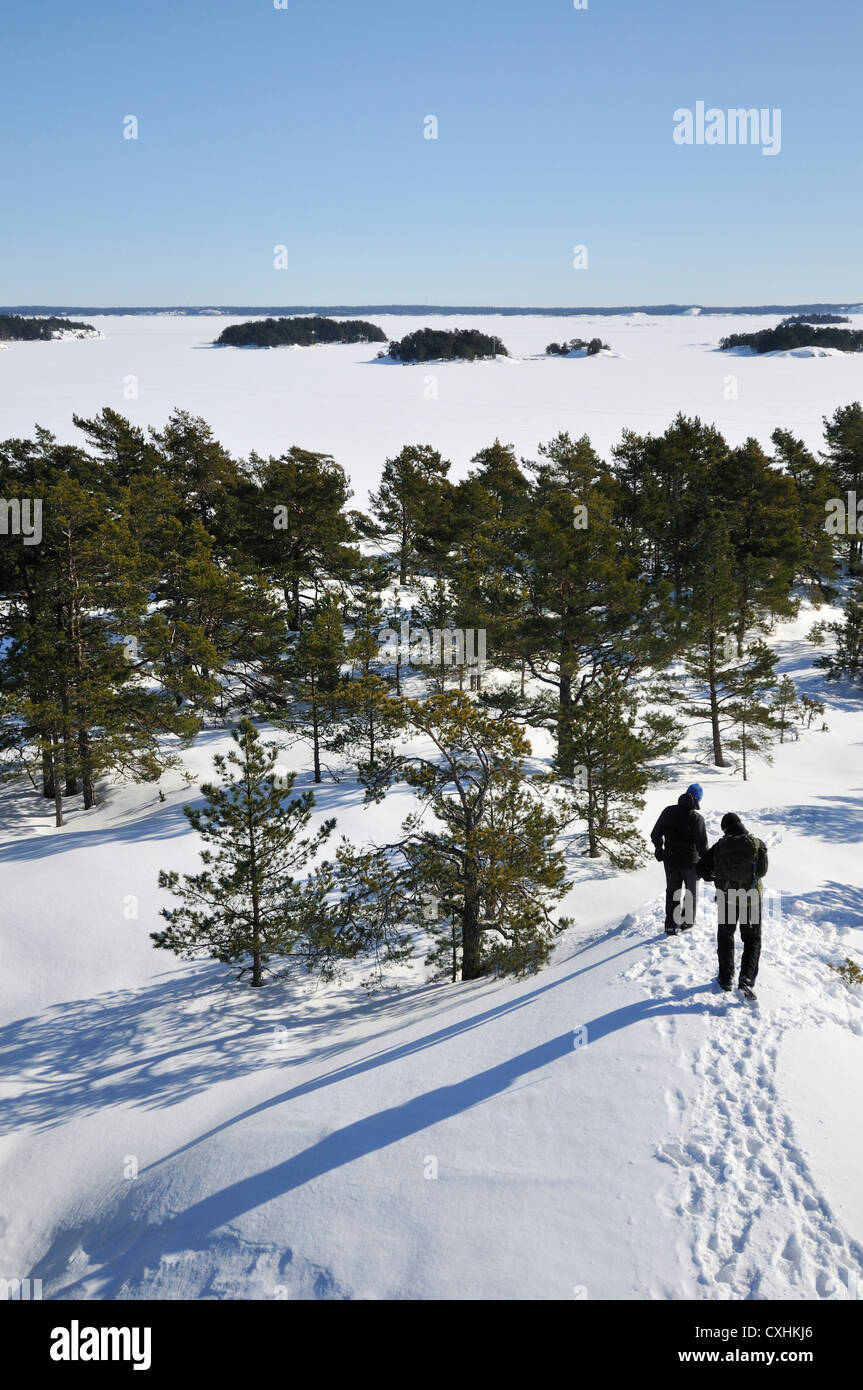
[6,303,861,318]
[721,324,863,354]
[381,327,507,362]
[0,314,96,342]
[781,313,849,326]
[215,316,387,348]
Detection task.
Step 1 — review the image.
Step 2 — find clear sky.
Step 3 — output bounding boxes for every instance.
[1,0,860,306]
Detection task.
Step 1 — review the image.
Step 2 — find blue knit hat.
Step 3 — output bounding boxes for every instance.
[686,783,703,805]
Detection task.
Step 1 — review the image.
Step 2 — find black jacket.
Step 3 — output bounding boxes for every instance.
[651,793,708,867]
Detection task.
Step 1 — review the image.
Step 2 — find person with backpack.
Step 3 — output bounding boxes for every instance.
[650,784,708,935]
[697,812,769,999]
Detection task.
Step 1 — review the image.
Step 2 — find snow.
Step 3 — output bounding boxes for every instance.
[1,316,863,1301]
[764,347,848,359]
[3,312,863,506]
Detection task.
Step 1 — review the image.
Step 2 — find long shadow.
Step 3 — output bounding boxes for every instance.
[142,936,655,1173]
[781,880,863,931]
[0,799,193,861]
[1,923,651,1135]
[0,762,373,864]
[42,984,718,1298]
[766,637,863,713]
[758,794,863,845]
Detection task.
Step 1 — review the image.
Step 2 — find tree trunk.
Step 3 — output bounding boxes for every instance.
[244,745,264,987]
[42,741,55,800]
[250,893,263,986]
[310,676,321,784]
[291,576,301,631]
[558,664,575,779]
[51,734,64,828]
[399,521,408,586]
[708,637,724,766]
[78,726,96,809]
[461,890,482,979]
[461,841,482,980]
[63,697,77,795]
[587,780,599,858]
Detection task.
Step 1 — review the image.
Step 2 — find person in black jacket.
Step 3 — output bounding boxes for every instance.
[650,784,708,935]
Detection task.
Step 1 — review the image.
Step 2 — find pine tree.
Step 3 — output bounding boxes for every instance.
[325,578,402,777]
[448,442,531,689]
[153,719,337,987]
[518,433,656,777]
[822,403,863,572]
[248,448,361,629]
[771,428,837,598]
[817,581,863,682]
[143,518,286,715]
[611,415,727,624]
[280,600,347,783]
[800,693,826,728]
[0,434,196,824]
[565,675,683,867]
[148,409,246,549]
[711,437,801,650]
[362,691,571,980]
[723,643,779,780]
[772,675,800,742]
[411,577,458,689]
[683,511,739,767]
[332,674,403,783]
[368,444,451,584]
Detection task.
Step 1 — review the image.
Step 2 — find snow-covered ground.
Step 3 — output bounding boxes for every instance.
[1,602,861,1300]
[1,315,862,1301]
[2,312,863,505]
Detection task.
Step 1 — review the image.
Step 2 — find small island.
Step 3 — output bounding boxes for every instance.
[379,326,508,362]
[545,336,610,356]
[0,314,100,342]
[720,317,863,354]
[214,316,387,348]
[781,313,850,326]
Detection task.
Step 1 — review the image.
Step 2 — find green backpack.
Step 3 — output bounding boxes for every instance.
[713,833,760,892]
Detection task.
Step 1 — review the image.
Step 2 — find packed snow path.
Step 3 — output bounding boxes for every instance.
[624,872,863,1301]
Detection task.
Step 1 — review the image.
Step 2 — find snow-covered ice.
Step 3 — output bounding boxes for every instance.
[3,311,863,504]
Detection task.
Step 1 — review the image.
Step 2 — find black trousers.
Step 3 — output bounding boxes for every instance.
[664,862,698,931]
[716,890,762,987]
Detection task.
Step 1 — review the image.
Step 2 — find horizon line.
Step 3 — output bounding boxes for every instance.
[2,301,862,318]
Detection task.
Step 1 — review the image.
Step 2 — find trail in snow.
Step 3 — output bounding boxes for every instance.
[622,833,863,1301]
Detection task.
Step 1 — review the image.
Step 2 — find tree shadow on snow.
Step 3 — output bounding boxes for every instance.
[2,924,653,1137]
[781,880,863,934]
[758,793,863,844]
[37,979,719,1298]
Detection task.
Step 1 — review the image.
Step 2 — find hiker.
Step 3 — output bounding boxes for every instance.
[697,812,769,1000]
[650,784,708,935]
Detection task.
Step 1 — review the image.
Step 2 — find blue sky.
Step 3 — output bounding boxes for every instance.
[1,0,860,306]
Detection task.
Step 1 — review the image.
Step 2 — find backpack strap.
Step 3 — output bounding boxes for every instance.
[744,833,759,889]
